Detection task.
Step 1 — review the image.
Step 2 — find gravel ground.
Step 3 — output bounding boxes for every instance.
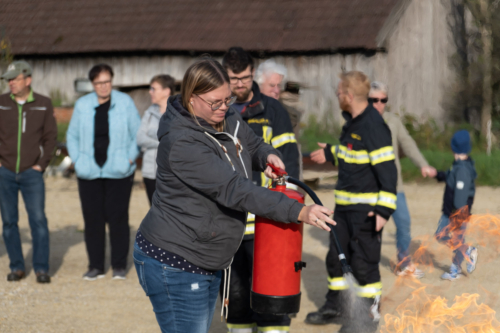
[1,175,499,332]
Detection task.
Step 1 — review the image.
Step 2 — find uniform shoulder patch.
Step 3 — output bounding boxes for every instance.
[351,133,362,140]
[456,181,465,190]
[248,118,270,125]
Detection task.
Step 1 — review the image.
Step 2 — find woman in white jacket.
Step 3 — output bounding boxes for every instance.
[137,75,175,205]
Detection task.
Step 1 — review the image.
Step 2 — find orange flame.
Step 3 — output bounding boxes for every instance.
[381,287,500,332]
[382,213,500,332]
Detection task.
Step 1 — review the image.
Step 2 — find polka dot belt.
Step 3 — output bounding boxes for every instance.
[136,230,214,275]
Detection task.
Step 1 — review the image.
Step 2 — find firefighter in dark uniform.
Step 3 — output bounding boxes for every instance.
[221,47,300,333]
[306,71,397,333]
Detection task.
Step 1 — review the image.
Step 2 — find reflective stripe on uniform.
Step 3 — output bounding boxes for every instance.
[245,223,255,235]
[334,190,378,206]
[247,213,255,222]
[331,145,339,165]
[246,213,255,235]
[262,126,273,145]
[260,172,271,187]
[228,323,257,333]
[257,326,289,333]
[337,145,370,164]
[328,276,349,290]
[377,191,397,210]
[369,146,395,165]
[271,132,297,149]
[356,282,382,298]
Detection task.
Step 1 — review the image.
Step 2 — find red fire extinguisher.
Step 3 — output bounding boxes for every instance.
[251,164,306,315]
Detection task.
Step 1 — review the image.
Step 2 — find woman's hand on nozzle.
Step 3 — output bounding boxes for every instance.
[265,154,286,179]
[298,205,335,231]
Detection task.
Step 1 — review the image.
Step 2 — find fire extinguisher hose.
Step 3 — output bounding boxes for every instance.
[286,176,353,275]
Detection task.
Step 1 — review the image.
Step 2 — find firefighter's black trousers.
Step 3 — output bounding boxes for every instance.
[325,210,383,310]
[222,239,291,329]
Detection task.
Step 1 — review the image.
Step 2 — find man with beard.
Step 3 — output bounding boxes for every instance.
[306,71,397,332]
[221,47,300,333]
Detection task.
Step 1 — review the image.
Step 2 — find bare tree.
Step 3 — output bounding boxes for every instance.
[465,0,496,151]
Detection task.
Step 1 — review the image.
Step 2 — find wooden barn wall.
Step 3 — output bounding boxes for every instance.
[8,54,386,122]
[381,0,455,122]
[7,0,455,126]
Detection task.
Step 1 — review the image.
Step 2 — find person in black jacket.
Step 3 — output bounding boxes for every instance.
[306,71,397,332]
[220,47,300,333]
[434,130,478,281]
[134,57,335,333]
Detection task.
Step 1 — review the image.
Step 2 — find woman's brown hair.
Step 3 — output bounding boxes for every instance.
[150,74,176,95]
[181,56,230,132]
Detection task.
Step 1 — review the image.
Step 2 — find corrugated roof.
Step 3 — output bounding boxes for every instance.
[0,0,400,55]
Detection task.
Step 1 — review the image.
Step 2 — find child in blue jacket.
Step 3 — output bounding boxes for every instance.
[434,130,478,281]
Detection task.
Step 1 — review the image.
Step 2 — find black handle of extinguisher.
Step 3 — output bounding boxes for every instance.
[286,177,353,275]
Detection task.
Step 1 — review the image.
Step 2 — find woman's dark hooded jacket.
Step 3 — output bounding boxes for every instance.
[139,95,304,271]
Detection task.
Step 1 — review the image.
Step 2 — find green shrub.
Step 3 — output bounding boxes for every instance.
[57,123,69,143]
[300,114,500,186]
[299,113,340,152]
[400,150,500,186]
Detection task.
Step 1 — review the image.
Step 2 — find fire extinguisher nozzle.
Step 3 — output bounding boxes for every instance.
[341,263,353,275]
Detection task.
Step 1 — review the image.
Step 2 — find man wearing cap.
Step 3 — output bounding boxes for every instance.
[0,61,57,283]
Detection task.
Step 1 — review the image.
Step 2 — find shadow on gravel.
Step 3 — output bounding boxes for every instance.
[302,252,329,309]
[308,224,330,248]
[127,227,139,275]
[34,225,83,276]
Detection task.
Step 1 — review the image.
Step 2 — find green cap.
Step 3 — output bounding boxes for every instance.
[1,61,33,80]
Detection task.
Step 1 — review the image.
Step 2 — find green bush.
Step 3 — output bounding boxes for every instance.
[299,113,340,152]
[57,123,69,143]
[300,114,500,186]
[400,150,500,186]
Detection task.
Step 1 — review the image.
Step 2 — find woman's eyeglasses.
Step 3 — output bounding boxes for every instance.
[195,95,237,111]
[368,97,388,104]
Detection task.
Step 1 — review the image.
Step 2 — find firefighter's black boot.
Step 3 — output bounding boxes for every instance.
[304,304,346,325]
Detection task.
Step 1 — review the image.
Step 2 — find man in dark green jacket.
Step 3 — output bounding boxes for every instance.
[0,61,57,283]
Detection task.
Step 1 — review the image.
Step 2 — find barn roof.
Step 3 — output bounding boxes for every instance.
[0,0,402,56]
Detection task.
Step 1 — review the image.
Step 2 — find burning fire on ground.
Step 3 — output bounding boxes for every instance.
[381,213,500,332]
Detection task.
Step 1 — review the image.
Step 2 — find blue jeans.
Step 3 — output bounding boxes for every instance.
[133,242,221,333]
[435,214,466,266]
[392,192,412,267]
[0,167,49,272]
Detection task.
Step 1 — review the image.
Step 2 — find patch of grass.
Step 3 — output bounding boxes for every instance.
[57,123,69,143]
[299,114,340,152]
[301,115,500,186]
[400,150,500,186]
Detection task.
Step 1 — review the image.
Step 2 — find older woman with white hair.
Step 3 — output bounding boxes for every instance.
[255,59,287,99]
[255,59,303,151]
[369,81,436,278]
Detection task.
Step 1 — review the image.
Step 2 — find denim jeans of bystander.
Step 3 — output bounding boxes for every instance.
[392,192,412,268]
[435,214,467,266]
[133,242,221,333]
[0,166,49,273]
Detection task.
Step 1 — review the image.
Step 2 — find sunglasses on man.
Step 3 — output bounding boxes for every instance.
[368,97,388,104]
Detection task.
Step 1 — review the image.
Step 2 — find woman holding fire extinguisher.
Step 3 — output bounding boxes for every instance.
[133,56,335,333]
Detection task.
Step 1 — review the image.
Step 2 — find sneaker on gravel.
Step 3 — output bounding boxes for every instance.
[397,264,424,279]
[441,263,462,281]
[83,268,105,281]
[465,246,478,274]
[112,268,127,280]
